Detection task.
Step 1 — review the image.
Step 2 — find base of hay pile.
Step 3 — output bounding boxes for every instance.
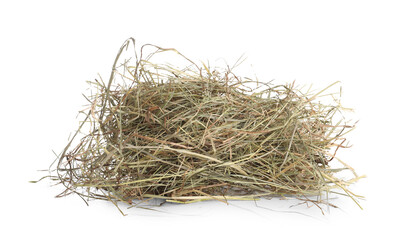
[53,38,363,213]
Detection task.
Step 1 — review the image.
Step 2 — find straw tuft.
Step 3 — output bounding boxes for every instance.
[50,38,363,212]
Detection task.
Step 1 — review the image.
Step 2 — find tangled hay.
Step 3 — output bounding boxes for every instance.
[49,38,363,213]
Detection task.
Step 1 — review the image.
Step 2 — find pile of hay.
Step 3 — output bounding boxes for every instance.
[53,38,363,212]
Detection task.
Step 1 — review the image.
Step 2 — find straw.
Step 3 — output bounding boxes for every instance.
[46,38,364,213]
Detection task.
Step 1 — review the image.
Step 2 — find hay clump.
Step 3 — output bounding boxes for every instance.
[53,38,363,211]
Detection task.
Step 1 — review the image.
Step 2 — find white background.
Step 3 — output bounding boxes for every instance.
[1,0,397,239]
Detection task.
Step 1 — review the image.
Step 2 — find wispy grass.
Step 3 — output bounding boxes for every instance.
[47,38,364,214]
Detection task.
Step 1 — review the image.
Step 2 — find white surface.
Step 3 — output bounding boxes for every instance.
[1,0,397,239]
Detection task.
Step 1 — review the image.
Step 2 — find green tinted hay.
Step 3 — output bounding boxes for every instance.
[45,38,364,213]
